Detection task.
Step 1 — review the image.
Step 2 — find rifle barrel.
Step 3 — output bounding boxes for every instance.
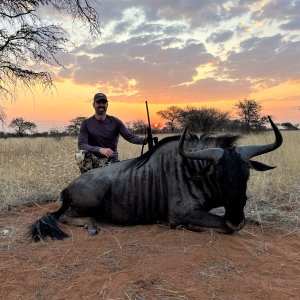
[145,100,154,150]
[145,100,151,128]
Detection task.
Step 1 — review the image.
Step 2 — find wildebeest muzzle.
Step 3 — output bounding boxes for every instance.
[224,210,245,231]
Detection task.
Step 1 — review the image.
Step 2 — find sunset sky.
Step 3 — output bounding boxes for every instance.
[4,0,300,131]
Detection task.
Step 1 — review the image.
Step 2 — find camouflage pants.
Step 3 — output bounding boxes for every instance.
[75,150,119,174]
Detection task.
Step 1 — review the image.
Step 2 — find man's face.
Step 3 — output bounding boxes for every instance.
[93,100,108,116]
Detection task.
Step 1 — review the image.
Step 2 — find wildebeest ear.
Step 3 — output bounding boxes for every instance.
[249,160,276,171]
[190,165,215,181]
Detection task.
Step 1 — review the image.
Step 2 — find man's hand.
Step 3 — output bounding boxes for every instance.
[99,147,114,158]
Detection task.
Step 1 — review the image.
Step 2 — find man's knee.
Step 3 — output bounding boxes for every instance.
[75,150,93,173]
[75,151,120,174]
[75,150,87,163]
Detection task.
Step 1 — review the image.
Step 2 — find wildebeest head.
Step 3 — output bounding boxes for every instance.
[178,116,283,231]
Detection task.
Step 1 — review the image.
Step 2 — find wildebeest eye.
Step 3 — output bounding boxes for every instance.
[189,165,215,181]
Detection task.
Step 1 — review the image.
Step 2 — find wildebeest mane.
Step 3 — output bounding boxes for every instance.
[199,133,240,149]
[127,133,240,169]
[127,135,181,169]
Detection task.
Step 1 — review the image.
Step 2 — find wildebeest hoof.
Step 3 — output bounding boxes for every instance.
[84,224,100,236]
[87,228,98,236]
[226,219,245,231]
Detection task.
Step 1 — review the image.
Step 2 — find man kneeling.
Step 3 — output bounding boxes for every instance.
[75,92,146,173]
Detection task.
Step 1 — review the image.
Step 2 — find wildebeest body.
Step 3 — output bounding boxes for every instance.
[29,117,282,241]
[66,140,203,224]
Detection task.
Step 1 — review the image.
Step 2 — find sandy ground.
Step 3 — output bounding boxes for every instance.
[0,202,300,300]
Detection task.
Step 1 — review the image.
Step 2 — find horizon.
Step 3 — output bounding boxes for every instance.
[2,1,300,131]
[2,105,298,134]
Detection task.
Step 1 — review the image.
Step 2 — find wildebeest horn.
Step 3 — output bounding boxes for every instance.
[236,116,283,161]
[178,127,224,163]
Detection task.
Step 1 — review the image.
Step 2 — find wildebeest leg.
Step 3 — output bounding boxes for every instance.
[170,211,234,234]
[60,215,100,236]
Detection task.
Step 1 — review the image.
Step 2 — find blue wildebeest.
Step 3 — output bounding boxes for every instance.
[29,117,282,241]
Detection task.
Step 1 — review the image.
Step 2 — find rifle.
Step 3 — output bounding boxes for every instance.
[141,101,158,155]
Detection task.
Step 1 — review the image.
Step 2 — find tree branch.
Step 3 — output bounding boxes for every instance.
[0,10,35,19]
[0,0,101,99]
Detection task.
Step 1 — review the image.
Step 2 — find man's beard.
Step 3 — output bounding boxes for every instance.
[97,107,106,115]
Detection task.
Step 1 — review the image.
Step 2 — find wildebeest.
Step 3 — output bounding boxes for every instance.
[29,116,282,241]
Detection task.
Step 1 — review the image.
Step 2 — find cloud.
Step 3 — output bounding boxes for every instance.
[72,40,214,90]
[222,34,300,85]
[47,1,300,104]
[55,52,76,66]
[106,77,252,105]
[206,30,234,43]
[280,16,300,30]
[163,78,252,102]
[97,0,261,28]
[68,29,255,104]
[252,0,300,20]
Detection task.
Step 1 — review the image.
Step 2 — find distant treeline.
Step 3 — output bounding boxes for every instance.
[0,131,70,139]
[1,100,298,139]
[0,121,297,139]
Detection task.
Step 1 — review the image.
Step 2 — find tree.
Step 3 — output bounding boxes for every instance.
[235,99,268,132]
[65,116,86,135]
[178,106,230,133]
[281,122,299,130]
[224,119,243,132]
[157,106,183,132]
[126,120,147,135]
[9,117,37,136]
[0,1,100,98]
[49,128,64,140]
[0,106,6,128]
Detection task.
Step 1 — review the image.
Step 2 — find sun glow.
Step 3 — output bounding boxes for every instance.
[4,77,299,132]
[2,1,300,131]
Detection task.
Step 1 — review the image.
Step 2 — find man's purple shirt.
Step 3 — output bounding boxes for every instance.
[78,115,144,159]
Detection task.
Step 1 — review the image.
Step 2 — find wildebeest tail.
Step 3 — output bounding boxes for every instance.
[28,188,70,242]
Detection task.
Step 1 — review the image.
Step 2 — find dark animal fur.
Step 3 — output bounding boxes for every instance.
[29,189,70,241]
[128,133,240,169]
[28,213,69,242]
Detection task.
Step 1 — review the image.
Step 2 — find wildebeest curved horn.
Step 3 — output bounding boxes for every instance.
[236,116,283,161]
[178,127,224,163]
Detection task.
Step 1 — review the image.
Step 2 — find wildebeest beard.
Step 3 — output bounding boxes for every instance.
[214,149,249,230]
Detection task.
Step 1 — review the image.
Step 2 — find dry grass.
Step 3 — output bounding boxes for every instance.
[0,136,145,212]
[0,131,299,229]
[0,137,79,211]
[239,130,300,228]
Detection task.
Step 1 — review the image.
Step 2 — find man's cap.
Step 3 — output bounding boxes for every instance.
[94,93,108,103]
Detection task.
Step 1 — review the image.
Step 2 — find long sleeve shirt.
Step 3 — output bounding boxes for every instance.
[78,115,144,159]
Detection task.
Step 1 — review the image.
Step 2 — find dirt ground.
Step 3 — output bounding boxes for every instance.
[0,203,299,300]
